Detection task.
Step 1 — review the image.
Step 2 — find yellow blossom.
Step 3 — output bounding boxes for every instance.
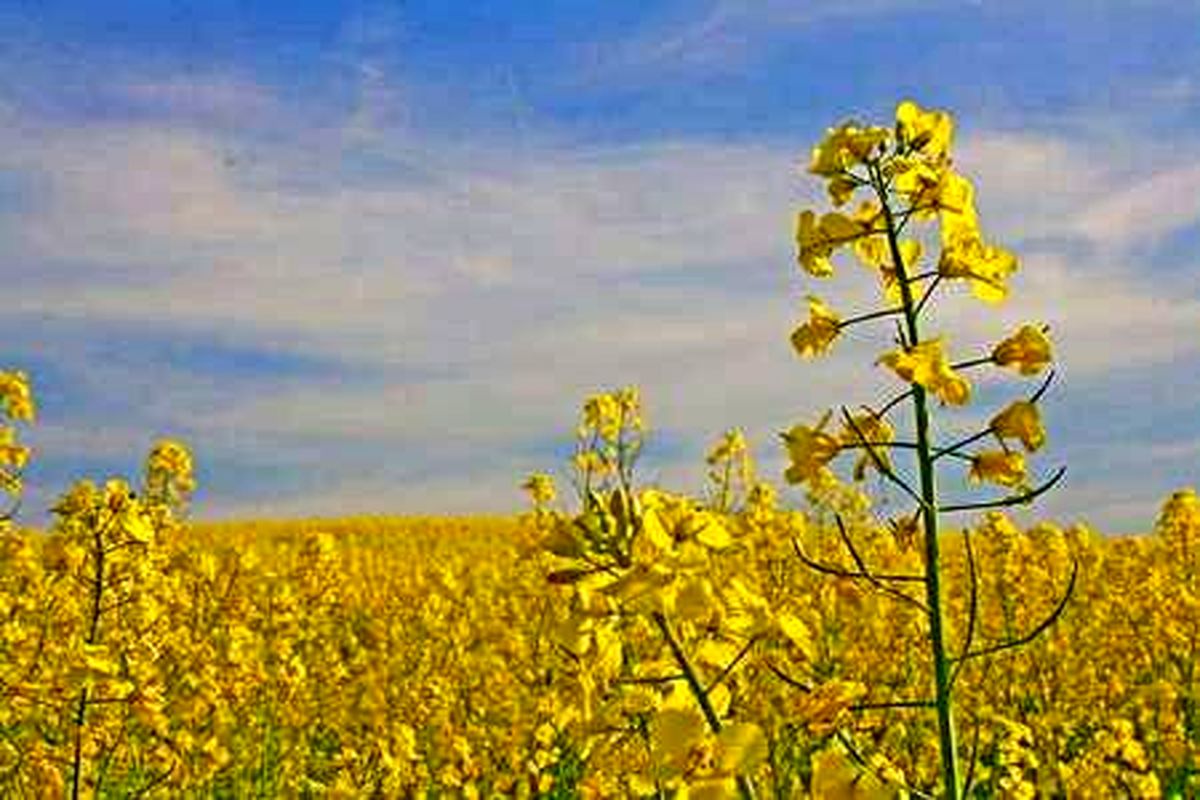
[878,338,971,406]
[795,210,870,278]
[992,324,1053,375]
[808,123,891,177]
[790,296,841,358]
[521,473,557,505]
[0,371,34,422]
[938,229,1018,304]
[781,411,841,486]
[896,99,954,161]
[969,450,1027,488]
[990,400,1046,452]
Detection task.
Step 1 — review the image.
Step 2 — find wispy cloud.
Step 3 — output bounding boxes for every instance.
[3,49,1198,533]
[578,0,944,80]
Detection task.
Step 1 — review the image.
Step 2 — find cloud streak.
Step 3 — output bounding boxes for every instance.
[2,50,1198,534]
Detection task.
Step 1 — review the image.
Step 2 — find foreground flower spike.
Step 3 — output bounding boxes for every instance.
[784,99,1071,800]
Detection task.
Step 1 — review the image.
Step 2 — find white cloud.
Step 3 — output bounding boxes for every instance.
[5,72,1200,532]
[1070,163,1200,252]
[576,0,945,80]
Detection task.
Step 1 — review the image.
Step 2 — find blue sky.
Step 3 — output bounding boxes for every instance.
[2,1,1199,532]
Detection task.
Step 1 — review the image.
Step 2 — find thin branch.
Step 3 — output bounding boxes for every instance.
[834,729,936,800]
[840,407,929,510]
[932,428,994,462]
[652,612,722,732]
[849,698,936,711]
[704,635,760,694]
[950,528,979,691]
[838,306,906,329]
[833,514,925,584]
[949,355,995,371]
[954,556,1078,662]
[792,538,929,614]
[913,274,943,318]
[876,388,915,418]
[766,661,812,692]
[939,466,1066,513]
[1029,368,1056,404]
[960,713,984,799]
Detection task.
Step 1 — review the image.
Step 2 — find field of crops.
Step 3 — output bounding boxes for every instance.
[0,439,1197,797]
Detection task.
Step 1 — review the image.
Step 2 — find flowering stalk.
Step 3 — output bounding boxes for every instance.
[787,100,1072,798]
[874,162,960,798]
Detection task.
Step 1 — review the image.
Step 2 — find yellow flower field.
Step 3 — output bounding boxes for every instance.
[1,477,1196,797]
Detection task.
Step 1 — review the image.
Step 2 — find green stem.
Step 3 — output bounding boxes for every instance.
[651,611,758,800]
[875,162,960,800]
[72,514,109,800]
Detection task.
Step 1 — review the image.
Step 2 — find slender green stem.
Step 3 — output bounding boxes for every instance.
[73,513,110,800]
[651,611,758,800]
[873,160,960,800]
[838,305,905,328]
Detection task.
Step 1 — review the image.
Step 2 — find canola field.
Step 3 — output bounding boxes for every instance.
[2,99,1198,798]
[0,443,1197,797]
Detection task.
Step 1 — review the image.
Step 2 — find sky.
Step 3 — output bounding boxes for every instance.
[2,1,1199,533]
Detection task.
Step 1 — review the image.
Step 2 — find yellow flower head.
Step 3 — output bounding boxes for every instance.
[781,411,841,486]
[790,296,841,358]
[795,210,870,278]
[937,230,1018,304]
[990,400,1046,452]
[706,427,749,466]
[878,338,971,406]
[808,123,891,177]
[521,473,556,506]
[992,324,1053,375]
[146,439,197,493]
[0,371,35,422]
[969,450,1027,488]
[896,99,954,161]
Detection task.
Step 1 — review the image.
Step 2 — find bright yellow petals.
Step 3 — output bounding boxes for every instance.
[0,371,35,422]
[808,123,891,177]
[840,410,895,480]
[715,723,768,775]
[969,450,1027,488]
[146,438,197,498]
[938,229,1018,304]
[889,155,944,209]
[990,400,1046,452]
[651,706,708,767]
[827,173,858,206]
[521,473,556,505]
[795,210,834,277]
[896,99,954,161]
[936,170,976,223]
[795,210,871,277]
[992,324,1053,375]
[790,296,841,358]
[0,427,30,471]
[781,411,841,486]
[878,338,971,406]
